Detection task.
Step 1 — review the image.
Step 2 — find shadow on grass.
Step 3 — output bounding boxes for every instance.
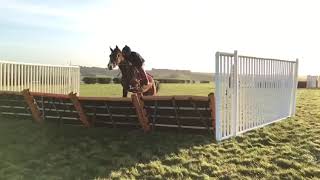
[0,115,213,179]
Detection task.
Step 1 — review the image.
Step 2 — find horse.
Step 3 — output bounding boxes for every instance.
[107,46,160,97]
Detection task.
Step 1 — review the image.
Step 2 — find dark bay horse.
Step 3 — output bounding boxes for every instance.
[107,46,159,97]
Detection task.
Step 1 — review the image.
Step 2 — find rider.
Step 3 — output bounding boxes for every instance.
[122,45,150,89]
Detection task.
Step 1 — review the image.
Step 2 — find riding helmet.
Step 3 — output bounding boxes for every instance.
[122,45,131,56]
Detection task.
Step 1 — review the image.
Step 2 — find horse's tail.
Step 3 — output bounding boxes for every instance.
[155,80,160,93]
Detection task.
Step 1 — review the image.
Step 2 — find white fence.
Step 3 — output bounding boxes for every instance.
[0,61,80,95]
[215,51,298,141]
[306,75,318,88]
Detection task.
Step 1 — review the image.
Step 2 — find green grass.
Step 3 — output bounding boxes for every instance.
[80,83,214,97]
[0,85,320,179]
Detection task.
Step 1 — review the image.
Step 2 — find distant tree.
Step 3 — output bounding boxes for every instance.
[83,77,97,84]
[113,77,121,84]
[97,77,112,84]
[200,80,210,83]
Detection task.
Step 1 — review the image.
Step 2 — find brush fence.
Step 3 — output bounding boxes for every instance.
[215,51,298,141]
[0,61,80,95]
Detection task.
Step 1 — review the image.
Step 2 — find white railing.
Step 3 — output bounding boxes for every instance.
[306,75,318,88]
[0,61,80,95]
[215,51,298,141]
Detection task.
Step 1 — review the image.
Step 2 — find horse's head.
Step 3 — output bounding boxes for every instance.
[108,45,125,70]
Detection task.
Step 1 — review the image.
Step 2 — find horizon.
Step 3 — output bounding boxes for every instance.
[1,0,320,75]
[81,65,214,74]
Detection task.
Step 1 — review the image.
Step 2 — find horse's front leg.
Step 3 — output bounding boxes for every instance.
[122,88,128,97]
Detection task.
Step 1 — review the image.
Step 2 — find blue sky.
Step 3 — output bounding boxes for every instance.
[0,0,93,63]
[0,0,320,75]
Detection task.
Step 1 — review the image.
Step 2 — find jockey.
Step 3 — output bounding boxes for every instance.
[122,45,150,89]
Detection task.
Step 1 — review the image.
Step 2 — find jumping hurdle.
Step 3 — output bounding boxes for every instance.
[0,61,80,95]
[0,90,216,135]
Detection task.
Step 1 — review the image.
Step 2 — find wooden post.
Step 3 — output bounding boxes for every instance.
[22,89,43,123]
[208,93,215,134]
[68,92,91,128]
[131,93,150,132]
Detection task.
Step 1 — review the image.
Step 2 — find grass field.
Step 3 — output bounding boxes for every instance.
[0,84,319,179]
[80,83,214,97]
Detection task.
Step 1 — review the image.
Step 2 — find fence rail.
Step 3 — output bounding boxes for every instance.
[215,51,298,141]
[0,61,80,95]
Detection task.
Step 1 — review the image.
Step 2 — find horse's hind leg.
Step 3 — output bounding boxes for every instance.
[152,82,157,95]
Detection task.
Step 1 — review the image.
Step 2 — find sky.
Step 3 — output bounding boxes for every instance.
[0,0,319,75]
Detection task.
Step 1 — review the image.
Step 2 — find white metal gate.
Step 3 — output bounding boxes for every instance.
[215,51,298,141]
[306,75,318,88]
[0,61,80,95]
